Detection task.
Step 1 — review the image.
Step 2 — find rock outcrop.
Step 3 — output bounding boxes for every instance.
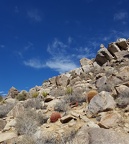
[1,38,129,143]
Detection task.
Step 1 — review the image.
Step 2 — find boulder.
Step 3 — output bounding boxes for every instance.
[114,50,129,59]
[80,58,92,67]
[95,48,113,66]
[7,87,19,98]
[74,126,129,144]
[7,102,24,117]
[108,42,121,56]
[86,91,116,117]
[116,38,128,50]
[0,119,7,131]
[117,66,129,81]
[55,75,69,87]
[3,119,16,131]
[98,111,121,128]
[114,85,129,108]
[0,131,17,143]
[95,76,107,88]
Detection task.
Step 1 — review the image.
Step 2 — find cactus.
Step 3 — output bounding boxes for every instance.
[50,112,61,123]
[86,90,98,103]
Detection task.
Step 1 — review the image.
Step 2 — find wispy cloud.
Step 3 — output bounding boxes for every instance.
[24,58,45,69]
[114,11,128,21]
[23,37,99,73]
[27,9,42,22]
[15,41,34,58]
[0,91,7,96]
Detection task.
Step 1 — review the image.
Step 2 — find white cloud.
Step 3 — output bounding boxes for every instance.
[114,11,128,21]
[24,59,45,69]
[23,37,99,73]
[27,9,42,22]
[46,58,77,74]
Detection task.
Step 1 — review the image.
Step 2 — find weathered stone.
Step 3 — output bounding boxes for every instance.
[74,68,83,75]
[49,76,56,85]
[80,58,92,67]
[86,91,116,117]
[7,87,19,98]
[108,42,121,56]
[117,66,129,81]
[60,115,74,123]
[55,75,69,87]
[3,119,16,132]
[116,38,128,50]
[114,50,129,59]
[7,102,24,117]
[0,131,17,143]
[81,65,91,73]
[74,126,129,144]
[95,76,107,88]
[115,85,129,108]
[0,119,7,131]
[98,111,121,128]
[5,98,17,104]
[95,48,113,65]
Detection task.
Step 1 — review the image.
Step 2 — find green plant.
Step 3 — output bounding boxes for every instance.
[66,87,73,95]
[42,91,48,97]
[32,92,39,98]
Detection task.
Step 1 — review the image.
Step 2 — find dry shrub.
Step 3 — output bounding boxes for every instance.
[15,109,45,135]
[54,100,68,112]
[86,90,98,103]
[24,98,43,109]
[0,102,15,118]
[16,90,28,101]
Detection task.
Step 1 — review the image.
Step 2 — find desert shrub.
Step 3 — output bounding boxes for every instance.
[54,100,69,112]
[42,91,48,97]
[16,91,28,101]
[64,92,86,105]
[32,92,39,98]
[15,109,45,135]
[86,90,98,103]
[24,98,43,109]
[0,102,15,118]
[50,86,66,97]
[66,87,73,95]
[50,111,61,123]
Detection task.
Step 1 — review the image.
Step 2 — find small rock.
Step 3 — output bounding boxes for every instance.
[60,115,74,123]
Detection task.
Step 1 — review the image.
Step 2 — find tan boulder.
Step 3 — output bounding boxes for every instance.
[0,131,17,143]
[86,91,116,117]
[98,111,121,128]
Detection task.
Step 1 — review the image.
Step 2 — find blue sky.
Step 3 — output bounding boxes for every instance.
[0,0,129,96]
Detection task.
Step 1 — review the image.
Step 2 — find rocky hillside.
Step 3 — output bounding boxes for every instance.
[1,38,129,143]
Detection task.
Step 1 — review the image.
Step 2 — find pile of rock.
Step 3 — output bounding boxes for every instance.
[1,38,129,143]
